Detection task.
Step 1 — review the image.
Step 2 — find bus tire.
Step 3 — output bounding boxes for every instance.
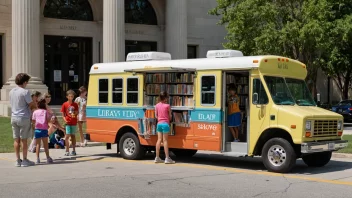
[172,149,197,158]
[302,151,332,167]
[119,132,145,160]
[262,138,296,173]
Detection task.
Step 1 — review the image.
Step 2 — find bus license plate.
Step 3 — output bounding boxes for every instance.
[328,143,335,150]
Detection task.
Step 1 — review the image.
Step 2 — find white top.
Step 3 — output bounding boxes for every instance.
[89,55,298,74]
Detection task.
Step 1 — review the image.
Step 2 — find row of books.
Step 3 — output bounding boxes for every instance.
[144,96,194,106]
[146,84,193,95]
[173,111,190,124]
[226,75,248,84]
[145,73,194,83]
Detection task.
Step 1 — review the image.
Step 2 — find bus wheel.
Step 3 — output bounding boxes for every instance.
[172,149,198,158]
[302,151,332,167]
[262,138,296,173]
[119,133,145,160]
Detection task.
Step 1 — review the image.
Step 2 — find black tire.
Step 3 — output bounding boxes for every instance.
[302,151,332,167]
[262,138,296,173]
[172,149,198,158]
[119,132,145,160]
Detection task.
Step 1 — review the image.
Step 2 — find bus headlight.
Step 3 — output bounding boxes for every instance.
[305,121,311,131]
[338,120,343,130]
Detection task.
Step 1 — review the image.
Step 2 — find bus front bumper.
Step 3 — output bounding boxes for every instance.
[301,140,348,153]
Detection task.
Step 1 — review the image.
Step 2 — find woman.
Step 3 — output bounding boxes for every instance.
[44,93,65,135]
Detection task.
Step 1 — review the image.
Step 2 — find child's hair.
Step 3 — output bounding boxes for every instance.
[43,93,51,98]
[228,84,236,92]
[31,90,41,98]
[66,89,76,96]
[37,98,47,110]
[79,86,87,94]
[15,73,31,85]
[159,92,169,101]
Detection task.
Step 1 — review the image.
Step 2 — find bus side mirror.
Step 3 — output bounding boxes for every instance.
[253,93,259,105]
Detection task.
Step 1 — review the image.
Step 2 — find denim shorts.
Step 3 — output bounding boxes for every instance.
[34,129,49,139]
[156,123,170,133]
[228,112,241,127]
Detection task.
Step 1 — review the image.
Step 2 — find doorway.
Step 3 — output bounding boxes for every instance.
[44,36,92,105]
[222,71,250,154]
[125,40,157,59]
[0,35,2,89]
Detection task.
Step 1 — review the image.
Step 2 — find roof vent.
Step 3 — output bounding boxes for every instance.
[126,52,171,62]
[206,50,243,58]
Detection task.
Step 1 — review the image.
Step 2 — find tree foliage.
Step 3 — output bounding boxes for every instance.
[210,0,352,99]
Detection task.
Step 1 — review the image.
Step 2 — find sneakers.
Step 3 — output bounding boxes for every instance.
[71,151,77,156]
[164,157,175,164]
[47,157,53,164]
[36,158,40,164]
[15,159,22,167]
[154,157,163,163]
[21,159,35,167]
[64,152,70,156]
[234,139,240,142]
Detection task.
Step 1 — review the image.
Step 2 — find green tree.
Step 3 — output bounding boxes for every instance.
[209,0,332,97]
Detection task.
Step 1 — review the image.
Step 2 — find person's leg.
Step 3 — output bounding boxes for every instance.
[78,121,84,145]
[11,118,21,161]
[162,133,170,158]
[35,137,41,160]
[14,138,21,160]
[71,134,76,152]
[42,136,50,158]
[234,127,239,140]
[155,132,162,158]
[229,127,236,139]
[21,118,32,160]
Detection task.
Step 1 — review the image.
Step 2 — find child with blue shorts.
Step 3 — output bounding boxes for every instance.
[228,85,241,142]
[154,92,175,164]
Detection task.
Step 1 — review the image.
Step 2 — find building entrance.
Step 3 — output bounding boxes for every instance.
[44,35,92,105]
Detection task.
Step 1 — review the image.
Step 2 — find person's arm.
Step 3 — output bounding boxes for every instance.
[32,112,36,125]
[169,105,172,122]
[60,104,67,123]
[74,103,79,116]
[154,107,158,120]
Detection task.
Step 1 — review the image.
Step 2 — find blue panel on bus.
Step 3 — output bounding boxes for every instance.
[190,109,222,123]
[86,106,145,120]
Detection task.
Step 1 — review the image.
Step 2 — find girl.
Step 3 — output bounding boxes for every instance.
[154,92,175,164]
[75,86,88,147]
[228,84,241,142]
[32,98,53,164]
[44,93,65,136]
[28,91,42,153]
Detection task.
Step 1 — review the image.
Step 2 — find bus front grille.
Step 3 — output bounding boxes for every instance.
[313,120,338,137]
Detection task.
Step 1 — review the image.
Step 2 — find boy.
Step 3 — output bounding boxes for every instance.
[61,90,79,156]
[228,84,241,142]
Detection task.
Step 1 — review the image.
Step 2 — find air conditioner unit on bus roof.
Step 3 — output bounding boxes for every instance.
[126,52,171,61]
[206,50,243,58]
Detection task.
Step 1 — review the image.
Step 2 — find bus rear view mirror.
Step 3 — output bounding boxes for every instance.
[253,93,259,105]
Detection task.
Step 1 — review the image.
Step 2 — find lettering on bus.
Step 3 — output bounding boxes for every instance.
[97,109,140,118]
[278,62,288,69]
[197,124,217,131]
[198,113,216,121]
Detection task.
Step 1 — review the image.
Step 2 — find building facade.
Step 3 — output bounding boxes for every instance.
[0,0,226,116]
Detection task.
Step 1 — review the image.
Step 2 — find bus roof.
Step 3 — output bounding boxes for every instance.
[89,55,303,74]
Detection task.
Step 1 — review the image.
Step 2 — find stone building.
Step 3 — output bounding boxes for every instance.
[0,0,226,116]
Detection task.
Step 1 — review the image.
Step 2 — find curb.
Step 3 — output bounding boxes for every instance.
[332,153,352,159]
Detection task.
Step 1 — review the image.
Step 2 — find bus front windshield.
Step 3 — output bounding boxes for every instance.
[264,76,316,106]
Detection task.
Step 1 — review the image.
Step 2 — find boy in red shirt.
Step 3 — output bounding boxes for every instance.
[61,90,79,156]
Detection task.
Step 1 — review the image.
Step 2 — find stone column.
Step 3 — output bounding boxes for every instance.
[0,0,47,116]
[103,0,125,62]
[165,0,188,59]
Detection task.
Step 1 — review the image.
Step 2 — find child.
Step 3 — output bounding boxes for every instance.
[29,91,42,153]
[228,84,241,142]
[61,90,79,156]
[154,92,175,164]
[32,98,53,164]
[44,93,65,135]
[75,86,88,147]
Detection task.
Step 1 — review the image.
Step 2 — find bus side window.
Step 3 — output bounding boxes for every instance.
[252,79,268,105]
[201,75,216,105]
[112,78,123,104]
[127,77,139,105]
[98,78,109,104]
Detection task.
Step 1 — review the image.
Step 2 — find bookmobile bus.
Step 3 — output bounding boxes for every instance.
[85,50,348,173]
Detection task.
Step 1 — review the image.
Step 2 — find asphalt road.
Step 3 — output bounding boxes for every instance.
[0,145,352,198]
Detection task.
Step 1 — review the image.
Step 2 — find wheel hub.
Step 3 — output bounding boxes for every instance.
[123,138,136,156]
[268,145,287,167]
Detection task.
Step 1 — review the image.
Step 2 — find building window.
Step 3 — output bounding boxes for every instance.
[44,0,94,21]
[98,79,109,104]
[112,78,123,104]
[127,78,139,104]
[187,45,198,59]
[252,79,268,104]
[125,0,157,25]
[201,76,216,105]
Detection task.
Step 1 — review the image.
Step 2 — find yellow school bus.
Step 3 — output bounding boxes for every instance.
[85,50,348,173]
